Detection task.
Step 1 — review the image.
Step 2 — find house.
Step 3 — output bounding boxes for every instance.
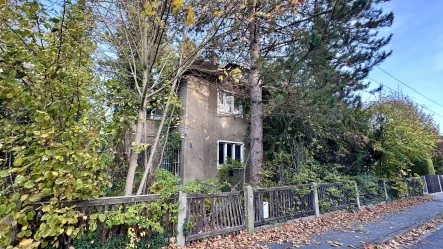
[145,58,249,183]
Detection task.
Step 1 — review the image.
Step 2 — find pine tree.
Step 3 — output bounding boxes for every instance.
[261,0,394,179]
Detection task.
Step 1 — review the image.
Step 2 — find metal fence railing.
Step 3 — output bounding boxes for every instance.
[253,184,315,226]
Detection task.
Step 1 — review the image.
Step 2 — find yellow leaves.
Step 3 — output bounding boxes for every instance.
[156,16,163,27]
[40,133,50,139]
[20,194,28,201]
[144,2,156,16]
[6,93,13,99]
[186,7,195,26]
[172,0,184,14]
[14,157,23,166]
[214,11,223,17]
[65,226,74,236]
[18,239,35,248]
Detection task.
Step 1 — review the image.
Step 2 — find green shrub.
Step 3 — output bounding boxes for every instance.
[354,174,384,205]
[67,232,168,249]
[412,157,435,175]
[216,159,244,190]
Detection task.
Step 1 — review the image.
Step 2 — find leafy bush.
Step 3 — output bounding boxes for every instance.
[0,2,111,248]
[406,177,424,197]
[67,232,167,249]
[217,159,244,190]
[355,174,384,205]
[412,157,435,175]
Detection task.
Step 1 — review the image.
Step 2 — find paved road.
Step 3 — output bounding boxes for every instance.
[411,223,443,249]
[268,194,443,249]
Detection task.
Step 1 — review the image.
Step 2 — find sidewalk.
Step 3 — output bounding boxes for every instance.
[268,194,443,249]
[411,221,443,249]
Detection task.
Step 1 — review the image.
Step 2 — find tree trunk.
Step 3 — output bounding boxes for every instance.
[248,1,263,186]
[136,73,181,195]
[124,16,153,196]
[124,107,146,195]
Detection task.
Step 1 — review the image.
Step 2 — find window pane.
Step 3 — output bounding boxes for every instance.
[218,143,224,164]
[235,145,241,161]
[219,92,224,105]
[234,101,243,114]
[227,143,232,159]
[225,96,233,113]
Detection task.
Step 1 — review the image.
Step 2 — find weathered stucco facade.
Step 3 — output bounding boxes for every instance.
[179,75,249,183]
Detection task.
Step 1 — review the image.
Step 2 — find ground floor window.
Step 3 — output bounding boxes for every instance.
[217,141,243,168]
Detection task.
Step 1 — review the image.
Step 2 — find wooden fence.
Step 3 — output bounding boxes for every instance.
[33,194,176,246]
[186,192,245,242]
[20,175,433,247]
[253,184,315,226]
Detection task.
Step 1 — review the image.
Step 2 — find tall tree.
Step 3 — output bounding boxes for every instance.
[214,0,392,185]
[370,94,439,178]
[258,0,394,182]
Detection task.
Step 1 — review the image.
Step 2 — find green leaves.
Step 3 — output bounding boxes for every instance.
[55,176,67,185]
[370,96,439,177]
[0,170,10,177]
[15,175,26,185]
[23,180,34,189]
[98,214,106,222]
[0,1,110,247]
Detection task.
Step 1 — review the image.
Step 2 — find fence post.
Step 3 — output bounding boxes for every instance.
[422,176,429,195]
[354,182,361,210]
[177,191,187,246]
[312,182,320,217]
[438,175,443,193]
[383,181,389,202]
[244,186,255,233]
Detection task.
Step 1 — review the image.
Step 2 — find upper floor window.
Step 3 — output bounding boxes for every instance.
[218,91,243,115]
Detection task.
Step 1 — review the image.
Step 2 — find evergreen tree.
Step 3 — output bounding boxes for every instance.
[261,0,394,182]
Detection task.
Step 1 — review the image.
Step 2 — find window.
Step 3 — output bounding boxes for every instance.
[218,91,243,115]
[217,141,243,168]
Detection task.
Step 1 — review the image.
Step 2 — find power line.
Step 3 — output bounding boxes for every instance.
[367,78,443,119]
[376,66,443,109]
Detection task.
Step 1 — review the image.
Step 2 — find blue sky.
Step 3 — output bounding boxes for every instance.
[365,0,443,133]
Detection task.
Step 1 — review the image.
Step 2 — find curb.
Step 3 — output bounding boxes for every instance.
[408,218,443,248]
[355,211,443,248]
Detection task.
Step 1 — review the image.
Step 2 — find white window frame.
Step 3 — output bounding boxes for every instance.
[217,90,243,116]
[217,140,244,169]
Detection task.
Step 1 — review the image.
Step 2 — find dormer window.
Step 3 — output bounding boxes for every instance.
[218,91,243,115]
